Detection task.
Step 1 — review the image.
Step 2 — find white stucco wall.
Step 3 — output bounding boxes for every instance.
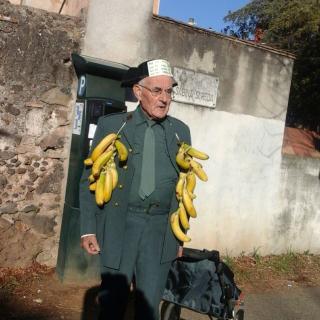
[226,49,292,121]
[82,0,152,65]
[276,156,320,254]
[168,104,320,255]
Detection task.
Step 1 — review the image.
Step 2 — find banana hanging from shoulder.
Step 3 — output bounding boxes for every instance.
[183,143,209,160]
[95,171,106,206]
[182,187,197,218]
[90,133,117,162]
[103,169,113,203]
[176,148,190,170]
[114,139,128,162]
[109,166,118,190]
[178,202,190,230]
[88,174,96,183]
[187,190,196,199]
[190,159,208,182]
[106,157,118,189]
[186,171,196,193]
[175,172,186,200]
[84,158,93,166]
[92,148,115,178]
[170,211,191,242]
[89,182,97,191]
[172,140,210,243]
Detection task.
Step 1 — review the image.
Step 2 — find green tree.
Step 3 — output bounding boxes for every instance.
[224,0,320,131]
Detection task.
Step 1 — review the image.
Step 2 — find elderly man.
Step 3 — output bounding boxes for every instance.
[79,59,191,320]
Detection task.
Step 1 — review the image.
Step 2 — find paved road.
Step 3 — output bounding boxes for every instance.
[179,287,320,320]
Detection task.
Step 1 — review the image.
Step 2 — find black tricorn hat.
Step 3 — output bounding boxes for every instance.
[121,59,177,87]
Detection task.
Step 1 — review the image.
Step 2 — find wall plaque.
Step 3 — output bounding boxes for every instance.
[173,67,219,108]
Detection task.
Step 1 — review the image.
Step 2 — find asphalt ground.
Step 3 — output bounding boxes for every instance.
[178,286,320,320]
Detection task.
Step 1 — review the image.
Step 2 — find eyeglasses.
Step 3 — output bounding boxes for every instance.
[137,84,173,98]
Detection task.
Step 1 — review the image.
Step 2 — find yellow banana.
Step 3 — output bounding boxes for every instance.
[89,182,96,191]
[190,159,208,182]
[170,212,191,242]
[109,167,118,189]
[90,133,117,162]
[175,172,186,199]
[95,172,106,206]
[106,157,118,189]
[115,139,128,162]
[182,187,197,218]
[84,158,93,166]
[108,156,116,167]
[176,149,190,170]
[178,202,190,230]
[88,174,96,183]
[103,169,113,203]
[188,190,196,199]
[186,171,196,193]
[92,148,115,178]
[184,144,209,160]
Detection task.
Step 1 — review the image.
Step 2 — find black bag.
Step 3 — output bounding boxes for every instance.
[162,248,241,319]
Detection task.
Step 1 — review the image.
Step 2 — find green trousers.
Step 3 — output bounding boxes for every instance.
[98,210,172,320]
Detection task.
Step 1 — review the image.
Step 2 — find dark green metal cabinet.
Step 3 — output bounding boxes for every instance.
[56,54,129,281]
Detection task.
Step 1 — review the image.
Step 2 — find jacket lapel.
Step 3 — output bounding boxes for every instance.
[164,118,180,173]
[121,112,135,148]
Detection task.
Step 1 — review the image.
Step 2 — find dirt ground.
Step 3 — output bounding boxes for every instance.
[1,253,320,320]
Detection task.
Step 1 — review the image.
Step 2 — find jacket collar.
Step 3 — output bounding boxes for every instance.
[121,111,135,148]
[121,107,180,172]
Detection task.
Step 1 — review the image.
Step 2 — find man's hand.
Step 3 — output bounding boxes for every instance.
[81,235,101,255]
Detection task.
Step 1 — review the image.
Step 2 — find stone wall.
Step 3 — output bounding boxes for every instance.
[0,0,84,267]
[8,0,89,17]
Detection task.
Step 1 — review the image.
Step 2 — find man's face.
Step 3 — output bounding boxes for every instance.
[133,75,174,120]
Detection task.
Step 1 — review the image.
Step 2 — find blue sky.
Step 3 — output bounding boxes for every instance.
[159,0,250,33]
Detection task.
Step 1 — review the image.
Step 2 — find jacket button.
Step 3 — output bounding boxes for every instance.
[114,202,119,207]
[118,184,123,189]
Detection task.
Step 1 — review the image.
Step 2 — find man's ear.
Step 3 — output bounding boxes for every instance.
[132,85,141,101]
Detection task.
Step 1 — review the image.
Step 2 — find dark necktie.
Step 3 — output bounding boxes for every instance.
[138,121,155,200]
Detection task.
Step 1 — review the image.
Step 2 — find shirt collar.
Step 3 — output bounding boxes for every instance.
[134,105,149,125]
[134,105,167,128]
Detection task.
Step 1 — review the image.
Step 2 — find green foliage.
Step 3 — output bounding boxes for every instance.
[224,0,320,48]
[223,251,236,270]
[251,247,262,264]
[269,250,298,273]
[223,0,320,130]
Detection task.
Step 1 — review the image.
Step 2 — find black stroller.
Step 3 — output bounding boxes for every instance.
[161,248,244,320]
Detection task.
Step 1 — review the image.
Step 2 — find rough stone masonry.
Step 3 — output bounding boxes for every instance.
[0,0,85,267]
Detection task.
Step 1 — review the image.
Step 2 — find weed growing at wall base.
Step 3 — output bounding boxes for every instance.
[222,250,320,292]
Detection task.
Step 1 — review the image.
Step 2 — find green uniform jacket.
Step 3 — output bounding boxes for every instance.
[79,110,191,269]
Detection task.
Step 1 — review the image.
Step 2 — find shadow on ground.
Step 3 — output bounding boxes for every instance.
[0,285,136,320]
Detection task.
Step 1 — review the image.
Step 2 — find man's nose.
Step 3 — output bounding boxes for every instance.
[159,90,169,102]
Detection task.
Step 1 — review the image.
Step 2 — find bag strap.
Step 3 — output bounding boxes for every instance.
[180,248,220,263]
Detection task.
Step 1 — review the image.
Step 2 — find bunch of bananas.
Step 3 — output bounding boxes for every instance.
[84,133,128,207]
[170,142,209,243]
